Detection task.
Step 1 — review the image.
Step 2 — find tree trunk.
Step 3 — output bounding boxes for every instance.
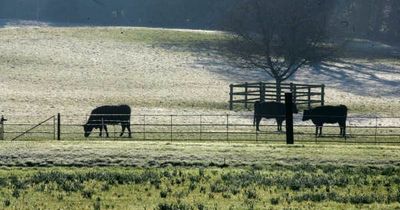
[276,79,282,103]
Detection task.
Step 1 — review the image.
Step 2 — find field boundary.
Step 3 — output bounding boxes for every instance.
[1,114,399,144]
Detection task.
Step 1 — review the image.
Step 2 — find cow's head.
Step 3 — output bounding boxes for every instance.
[302,110,311,121]
[83,123,94,137]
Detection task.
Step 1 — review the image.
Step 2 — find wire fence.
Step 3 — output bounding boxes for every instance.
[1,114,400,144]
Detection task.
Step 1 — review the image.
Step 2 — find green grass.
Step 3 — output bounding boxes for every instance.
[0,141,399,168]
[1,142,400,209]
[0,165,399,209]
[64,27,233,50]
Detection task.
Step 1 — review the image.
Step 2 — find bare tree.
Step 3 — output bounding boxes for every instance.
[224,0,333,101]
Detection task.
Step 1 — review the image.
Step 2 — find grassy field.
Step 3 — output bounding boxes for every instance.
[0,142,400,209]
[0,26,399,209]
[0,27,399,120]
[1,141,400,167]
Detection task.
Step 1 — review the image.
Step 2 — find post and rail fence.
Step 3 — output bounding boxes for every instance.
[0,113,399,144]
[229,82,325,110]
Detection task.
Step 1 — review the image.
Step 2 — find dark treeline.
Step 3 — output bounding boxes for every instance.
[328,0,400,43]
[0,0,235,29]
[0,0,399,43]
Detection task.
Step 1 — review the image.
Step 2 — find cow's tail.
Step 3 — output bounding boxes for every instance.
[253,101,261,126]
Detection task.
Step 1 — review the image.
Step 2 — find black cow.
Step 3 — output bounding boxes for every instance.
[302,105,348,138]
[83,105,132,138]
[253,101,298,132]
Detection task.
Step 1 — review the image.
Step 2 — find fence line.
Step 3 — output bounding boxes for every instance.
[0,114,399,143]
[229,82,325,110]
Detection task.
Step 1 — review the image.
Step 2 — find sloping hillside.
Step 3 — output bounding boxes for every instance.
[0,26,399,120]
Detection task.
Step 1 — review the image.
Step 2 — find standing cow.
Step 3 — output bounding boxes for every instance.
[302,105,348,138]
[83,105,132,138]
[253,101,298,132]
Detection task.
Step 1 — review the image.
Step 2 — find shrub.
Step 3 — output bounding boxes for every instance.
[222,192,232,199]
[157,202,193,210]
[196,203,206,210]
[3,199,10,207]
[200,186,206,194]
[0,177,7,188]
[210,180,227,193]
[59,181,84,193]
[189,182,197,191]
[160,190,168,198]
[270,197,279,205]
[57,194,64,201]
[198,168,205,177]
[9,176,27,190]
[101,183,110,191]
[93,197,101,210]
[82,190,94,199]
[12,189,20,198]
[349,194,375,204]
[244,189,257,200]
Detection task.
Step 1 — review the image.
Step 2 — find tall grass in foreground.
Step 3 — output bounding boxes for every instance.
[0,165,399,209]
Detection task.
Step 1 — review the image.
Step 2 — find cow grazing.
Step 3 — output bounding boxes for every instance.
[253,101,298,132]
[302,105,348,138]
[83,105,132,138]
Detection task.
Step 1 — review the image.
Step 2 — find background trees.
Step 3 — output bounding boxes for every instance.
[0,0,397,43]
[223,0,334,101]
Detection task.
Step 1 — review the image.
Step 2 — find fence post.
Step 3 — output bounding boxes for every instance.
[260,82,265,102]
[57,113,61,141]
[290,83,297,104]
[101,118,104,139]
[375,117,378,144]
[143,115,146,140]
[293,84,297,104]
[0,115,6,140]
[229,84,234,110]
[307,87,311,109]
[170,115,173,142]
[226,114,229,142]
[321,84,325,106]
[200,115,202,141]
[53,115,56,140]
[285,93,294,145]
[113,124,116,141]
[244,82,248,109]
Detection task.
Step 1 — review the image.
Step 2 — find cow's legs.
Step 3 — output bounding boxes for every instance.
[127,125,132,138]
[339,123,346,138]
[315,126,319,137]
[319,126,323,137]
[255,117,262,131]
[315,124,323,137]
[120,125,126,137]
[104,125,109,138]
[277,119,284,132]
[343,125,346,139]
[99,126,103,137]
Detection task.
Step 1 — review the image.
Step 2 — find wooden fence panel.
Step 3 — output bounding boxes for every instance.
[229,82,325,110]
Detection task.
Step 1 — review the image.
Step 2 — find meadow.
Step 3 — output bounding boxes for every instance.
[0,142,400,209]
[0,26,399,120]
[0,25,400,209]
